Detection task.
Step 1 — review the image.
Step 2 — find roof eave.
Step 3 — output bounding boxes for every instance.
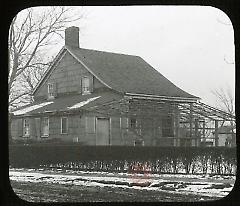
[125,92,200,103]
[32,46,67,95]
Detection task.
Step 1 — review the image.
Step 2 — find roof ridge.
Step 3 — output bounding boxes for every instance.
[67,45,141,58]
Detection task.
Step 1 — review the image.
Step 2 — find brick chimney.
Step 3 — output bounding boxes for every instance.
[65,26,79,48]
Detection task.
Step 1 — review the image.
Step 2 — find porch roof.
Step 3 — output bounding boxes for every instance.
[11,91,235,123]
[11,91,122,117]
[85,96,235,122]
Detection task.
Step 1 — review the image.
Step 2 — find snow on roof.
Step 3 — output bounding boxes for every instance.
[67,96,101,109]
[13,102,54,115]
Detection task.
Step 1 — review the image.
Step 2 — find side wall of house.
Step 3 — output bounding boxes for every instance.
[11,113,174,146]
[34,51,107,101]
[11,114,125,145]
[10,119,20,140]
[121,117,165,146]
[48,115,83,142]
[10,118,38,140]
[84,113,123,146]
[218,134,227,147]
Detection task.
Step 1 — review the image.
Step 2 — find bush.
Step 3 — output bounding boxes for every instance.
[9,146,236,175]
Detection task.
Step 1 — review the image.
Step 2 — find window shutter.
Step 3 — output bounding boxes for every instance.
[53,82,58,97]
[121,117,129,133]
[61,117,68,134]
[79,78,82,94]
[30,118,36,138]
[89,76,94,92]
[121,117,127,129]
[17,118,23,137]
[35,118,41,139]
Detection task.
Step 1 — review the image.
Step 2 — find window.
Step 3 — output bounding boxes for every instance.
[61,117,68,134]
[41,117,49,137]
[162,116,174,137]
[82,77,90,94]
[48,83,54,98]
[129,118,142,135]
[130,118,137,128]
[23,119,30,137]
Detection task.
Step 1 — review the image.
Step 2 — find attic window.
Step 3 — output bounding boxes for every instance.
[47,83,54,98]
[82,77,90,94]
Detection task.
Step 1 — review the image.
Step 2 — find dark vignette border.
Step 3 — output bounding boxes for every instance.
[1,0,239,206]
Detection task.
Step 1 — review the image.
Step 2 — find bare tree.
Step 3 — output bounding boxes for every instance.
[8,6,86,110]
[211,86,235,144]
[212,87,235,117]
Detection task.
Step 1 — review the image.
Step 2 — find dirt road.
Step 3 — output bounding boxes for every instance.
[9,169,235,202]
[11,180,218,202]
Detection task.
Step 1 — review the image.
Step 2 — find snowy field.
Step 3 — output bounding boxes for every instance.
[9,168,235,202]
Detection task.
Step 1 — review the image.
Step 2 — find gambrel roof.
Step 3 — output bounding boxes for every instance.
[33,46,199,101]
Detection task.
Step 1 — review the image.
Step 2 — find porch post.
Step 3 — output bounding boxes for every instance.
[214,120,219,147]
[194,118,199,146]
[174,104,180,147]
[189,103,194,146]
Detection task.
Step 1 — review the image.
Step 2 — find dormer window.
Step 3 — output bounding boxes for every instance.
[82,77,90,94]
[48,83,54,99]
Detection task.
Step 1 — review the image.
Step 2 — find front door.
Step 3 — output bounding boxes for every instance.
[96,118,110,145]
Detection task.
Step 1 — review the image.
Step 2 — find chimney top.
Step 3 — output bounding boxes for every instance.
[65,26,79,48]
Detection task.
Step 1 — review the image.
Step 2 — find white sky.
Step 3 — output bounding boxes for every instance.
[19,6,235,107]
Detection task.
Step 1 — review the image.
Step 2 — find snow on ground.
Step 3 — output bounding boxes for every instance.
[13,102,54,115]
[67,96,101,109]
[11,168,235,181]
[9,168,235,198]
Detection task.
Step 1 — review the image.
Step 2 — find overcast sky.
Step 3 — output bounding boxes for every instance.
[19,6,235,107]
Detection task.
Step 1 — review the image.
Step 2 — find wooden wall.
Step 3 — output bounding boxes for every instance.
[34,51,106,100]
[10,119,19,139]
[11,113,174,146]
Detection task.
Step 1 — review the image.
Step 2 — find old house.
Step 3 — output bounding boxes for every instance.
[10,27,235,147]
[212,125,236,147]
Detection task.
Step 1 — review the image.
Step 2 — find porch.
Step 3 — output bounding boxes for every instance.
[86,94,236,147]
